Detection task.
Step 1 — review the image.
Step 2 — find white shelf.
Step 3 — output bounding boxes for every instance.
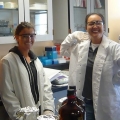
[0,8,18,10]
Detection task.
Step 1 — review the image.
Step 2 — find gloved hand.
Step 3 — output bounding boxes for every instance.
[43,110,54,115]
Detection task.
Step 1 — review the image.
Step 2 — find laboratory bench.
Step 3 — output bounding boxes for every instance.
[44,62,69,114]
[52,85,68,115]
[43,61,69,70]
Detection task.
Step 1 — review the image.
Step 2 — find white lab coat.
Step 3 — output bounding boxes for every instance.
[60,31,120,120]
[0,52,55,120]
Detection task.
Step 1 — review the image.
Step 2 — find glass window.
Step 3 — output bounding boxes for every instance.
[29,0,48,35]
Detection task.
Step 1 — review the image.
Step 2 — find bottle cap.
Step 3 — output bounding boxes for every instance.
[67,89,74,96]
[69,86,76,90]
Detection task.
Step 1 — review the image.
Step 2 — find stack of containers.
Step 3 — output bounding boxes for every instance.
[38,56,49,66]
[38,46,59,66]
[54,43,61,56]
[55,43,69,63]
[45,46,58,65]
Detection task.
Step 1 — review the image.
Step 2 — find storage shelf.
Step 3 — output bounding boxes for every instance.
[30,10,47,14]
[0,33,13,36]
[74,6,105,9]
[74,6,86,9]
[0,8,18,10]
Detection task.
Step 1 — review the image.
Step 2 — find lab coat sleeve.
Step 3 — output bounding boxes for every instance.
[60,33,77,57]
[112,43,120,85]
[60,31,89,57]
[0,59,21,120]
[113,70,120,85]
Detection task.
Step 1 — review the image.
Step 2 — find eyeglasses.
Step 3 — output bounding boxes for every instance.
[87,21,103,26]
[19,34,36,40]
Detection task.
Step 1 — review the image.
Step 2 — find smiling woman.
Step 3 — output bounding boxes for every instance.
[14,22,36,51]
[0,22,55,120]
[85,13,105,44]
[60,13,120,120]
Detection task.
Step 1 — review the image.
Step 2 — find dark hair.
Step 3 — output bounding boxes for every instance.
[85,13,105,28]
[14,22,35,35]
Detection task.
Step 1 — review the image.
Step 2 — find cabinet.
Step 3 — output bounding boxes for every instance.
[0,0,53,44]
[24,0,53,41]
[0,0,24,44]
[70,0,108,36]
[53,0,108,42]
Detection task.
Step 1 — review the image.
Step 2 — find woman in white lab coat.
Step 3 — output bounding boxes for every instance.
[60,13,120,120]
[0,22,55,120]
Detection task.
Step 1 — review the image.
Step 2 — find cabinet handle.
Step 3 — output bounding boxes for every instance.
[69,29,71,33]
[53,29,54,35]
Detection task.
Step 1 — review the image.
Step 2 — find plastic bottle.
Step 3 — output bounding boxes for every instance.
[59,89,84,120]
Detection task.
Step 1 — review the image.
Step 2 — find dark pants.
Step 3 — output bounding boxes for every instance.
[84,98,95,120]
[0,105,10,120]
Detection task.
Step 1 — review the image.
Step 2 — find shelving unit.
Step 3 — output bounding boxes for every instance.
[0,8,18,10]
[0,0,53,44]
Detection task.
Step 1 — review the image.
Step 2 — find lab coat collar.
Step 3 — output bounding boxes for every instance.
[100,35,110,49]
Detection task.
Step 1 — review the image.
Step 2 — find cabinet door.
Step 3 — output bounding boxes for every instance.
[24,0,53,41]
[69,0,108,36]
[0,0,24,44]
[91,0,108,36]
[69,0,90,33]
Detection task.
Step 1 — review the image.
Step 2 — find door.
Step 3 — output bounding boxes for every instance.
[24,0,53,41]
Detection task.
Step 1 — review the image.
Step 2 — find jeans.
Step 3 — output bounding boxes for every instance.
[84,98,95,120]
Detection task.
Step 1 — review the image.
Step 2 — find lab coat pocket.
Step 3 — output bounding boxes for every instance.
[102,60,113,77]
[104,60,113,69]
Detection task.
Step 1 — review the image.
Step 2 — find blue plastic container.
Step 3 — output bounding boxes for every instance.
[0,5,4,8]
[52,59,59,64]
[38,56,48,62]
[42,59,52,66]
[46,51,58,59]
[45,46,56,51]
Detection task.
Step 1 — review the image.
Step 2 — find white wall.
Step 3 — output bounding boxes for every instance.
[108,0,120,42]
[52,0,68,42]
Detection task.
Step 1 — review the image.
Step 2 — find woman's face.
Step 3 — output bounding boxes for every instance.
[86,14,104,40]
[15,28,36,51]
